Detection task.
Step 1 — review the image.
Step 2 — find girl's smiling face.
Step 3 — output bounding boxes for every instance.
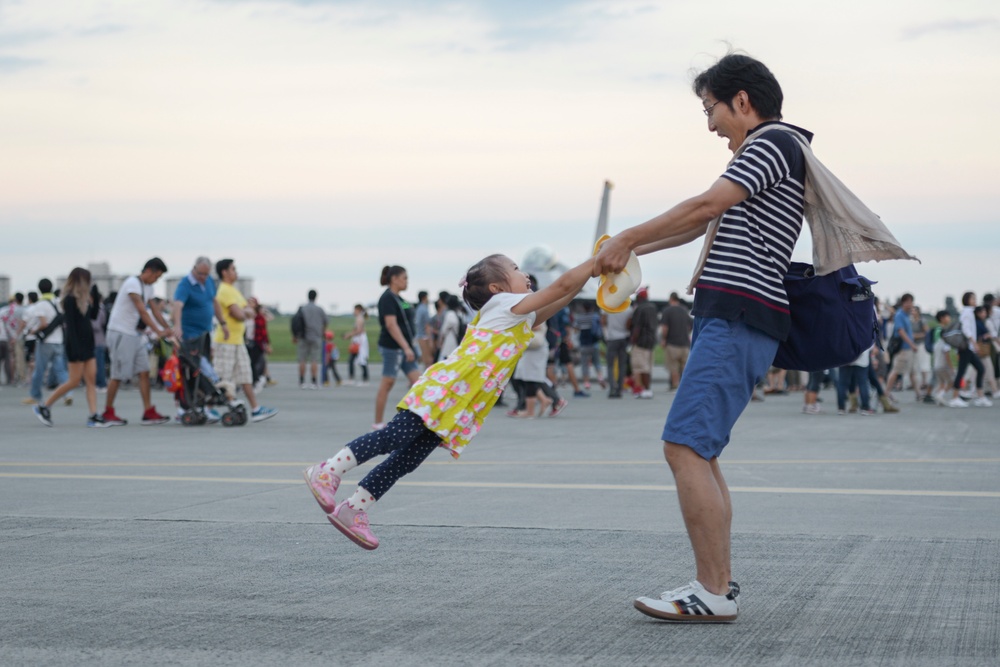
[497,257,532,294]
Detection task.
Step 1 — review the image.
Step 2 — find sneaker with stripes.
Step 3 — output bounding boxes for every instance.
[633,580,740,623]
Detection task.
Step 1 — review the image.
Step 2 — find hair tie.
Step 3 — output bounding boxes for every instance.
[458,276,468,289]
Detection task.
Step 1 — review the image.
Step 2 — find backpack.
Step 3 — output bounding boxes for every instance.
[924,326,939,354]
[456,314,468,345]
[773,262,880,372]
[940,321,968,351]
[35,301,65,342]
[290,307,306,339]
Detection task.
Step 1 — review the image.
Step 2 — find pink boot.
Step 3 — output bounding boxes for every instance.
[327,500,380,550]
[303,462,341,513]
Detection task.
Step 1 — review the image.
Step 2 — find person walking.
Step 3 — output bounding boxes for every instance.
[594,53,913,622]
[660,292,693,390]
[32,268,106,427]
[102,258,172,426]
[372,265,420,430]
[947,292,992,407]
[304,253,594,550]
[629,287,659,399]
[603,305,632,398]
[24,279,71,407]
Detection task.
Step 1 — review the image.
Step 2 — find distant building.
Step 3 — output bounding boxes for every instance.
[57,262,131,298]
[0,275,10,303]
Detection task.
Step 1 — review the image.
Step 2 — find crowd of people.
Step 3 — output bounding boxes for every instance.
[757,292,1000,414]
[1,256,278,427]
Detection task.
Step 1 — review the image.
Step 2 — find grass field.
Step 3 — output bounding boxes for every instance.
[266,315,382,363]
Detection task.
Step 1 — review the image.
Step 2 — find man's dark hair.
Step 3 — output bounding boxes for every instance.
[984,293,995,305]
[38,278,52,293]
[216,258,234,279]
[14,292,23,304]
[308,289,317,301]
[693,53,783,120]
[418,291,428,301]
[899,293,914,305]
[935,310,949,322]
[28,291,38,303]
[438,291,451,304]
[143,257,168,274]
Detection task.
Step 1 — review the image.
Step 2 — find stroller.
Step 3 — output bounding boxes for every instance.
[164,334,248,426]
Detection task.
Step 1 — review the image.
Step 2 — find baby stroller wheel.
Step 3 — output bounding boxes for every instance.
[181,411,198,426]
[221,412,236,427]
[235,406,248,426]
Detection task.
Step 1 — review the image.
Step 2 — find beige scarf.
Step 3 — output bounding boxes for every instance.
[687,123,919,294]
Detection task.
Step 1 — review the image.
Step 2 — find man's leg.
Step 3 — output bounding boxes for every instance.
[664,441,731,595]
[137,372,153,410]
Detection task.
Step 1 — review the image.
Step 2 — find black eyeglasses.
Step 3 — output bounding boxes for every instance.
[703,100,722,117]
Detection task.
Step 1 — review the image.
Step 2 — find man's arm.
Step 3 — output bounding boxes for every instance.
[171,301,184,339]
[595,177,748,274]
[151,300,170,330]
[129,293,167,337]
[214,298,229,340]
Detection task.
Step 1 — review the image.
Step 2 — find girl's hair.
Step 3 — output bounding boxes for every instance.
[380,265,406,287]
[462,254,509,311]
[962,291,976,306]
[61,267,92,314]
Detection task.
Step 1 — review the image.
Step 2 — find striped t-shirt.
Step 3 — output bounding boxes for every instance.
[692,122,811,340]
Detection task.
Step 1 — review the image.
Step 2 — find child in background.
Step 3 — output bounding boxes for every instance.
[345,304,369,386]
[323,330,342,386]
[931,310,954,405]
[305,253,595,549]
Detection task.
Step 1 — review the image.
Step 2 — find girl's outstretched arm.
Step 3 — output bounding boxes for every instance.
[511,258,596,323]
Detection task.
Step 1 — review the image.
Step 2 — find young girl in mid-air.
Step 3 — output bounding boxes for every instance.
[305,253,595,549]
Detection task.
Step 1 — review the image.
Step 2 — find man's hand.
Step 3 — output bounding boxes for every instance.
[404,347,415,363]
[593,235,632,276]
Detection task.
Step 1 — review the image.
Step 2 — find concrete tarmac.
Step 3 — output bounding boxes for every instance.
[1,365,998,666]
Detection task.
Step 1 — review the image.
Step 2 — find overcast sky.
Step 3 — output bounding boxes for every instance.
[2,0,998,313]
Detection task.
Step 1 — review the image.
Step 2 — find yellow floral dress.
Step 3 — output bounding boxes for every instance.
[398,293,536,458]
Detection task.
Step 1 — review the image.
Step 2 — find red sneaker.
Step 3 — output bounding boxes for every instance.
[141,406,170,425]
[102,407,128,426]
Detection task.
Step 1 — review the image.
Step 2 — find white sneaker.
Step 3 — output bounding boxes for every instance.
[947,397,969,408]
[959,390,976,400]
[973,396,993,407]
[634,580,739,623]
[638,389,654,399]
[803,403,822,415]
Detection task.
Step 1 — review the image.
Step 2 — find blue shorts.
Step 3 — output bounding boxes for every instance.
[662,317,777,461]
[379,346,419,379]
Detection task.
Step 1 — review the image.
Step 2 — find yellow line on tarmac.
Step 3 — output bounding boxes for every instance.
[1,458,998,469]
[1,472,999,499]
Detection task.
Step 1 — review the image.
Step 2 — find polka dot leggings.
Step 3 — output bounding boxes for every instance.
[346,410,442,500]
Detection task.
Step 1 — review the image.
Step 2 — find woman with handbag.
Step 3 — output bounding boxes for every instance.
[32,268,104,427]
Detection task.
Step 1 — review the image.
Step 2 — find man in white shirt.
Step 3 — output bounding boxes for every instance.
[102,258,172,426]
[25,279,71,405]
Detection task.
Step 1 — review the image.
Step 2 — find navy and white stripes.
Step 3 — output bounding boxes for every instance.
[693,123,809,340]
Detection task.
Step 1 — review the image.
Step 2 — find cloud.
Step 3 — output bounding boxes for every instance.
[214,0,617,50]
[901,17,1000,40]
[0,54,42,72]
